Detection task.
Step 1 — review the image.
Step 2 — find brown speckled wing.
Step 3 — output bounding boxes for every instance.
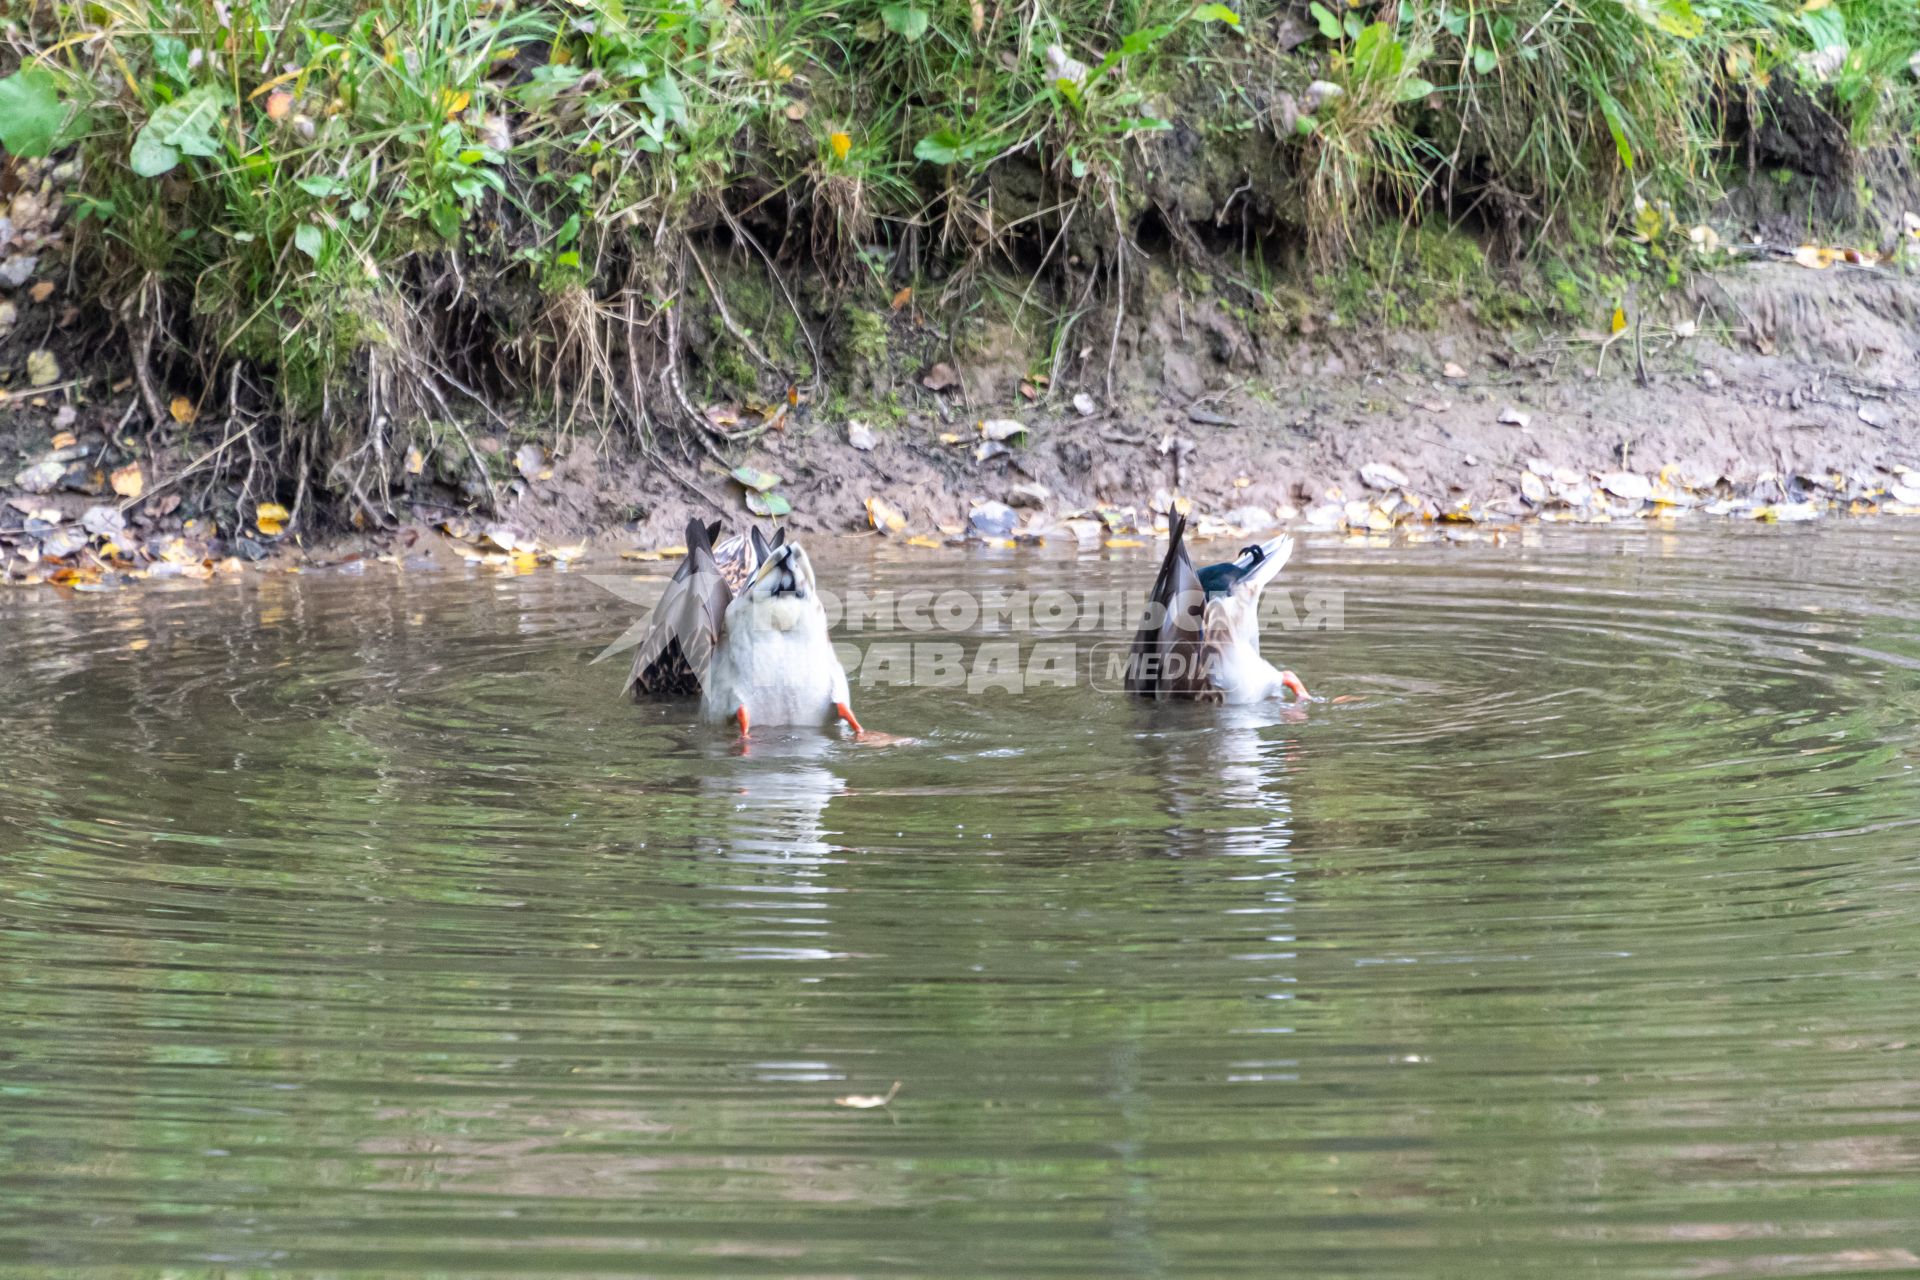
[625,518,736,700]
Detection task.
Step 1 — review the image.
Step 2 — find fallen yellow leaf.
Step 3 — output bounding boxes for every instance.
[890,286,912,311]
[405,445,425,475]
[29,281,53,303]
[255,501,290,536]
[1610,307,1627,334]
[1105,537,1145,548]
[440,88,471,118]
[169,395,197,425]
[905,534,942,549]
[829,131,852,161]
[51,431,77,450]
[867,495,907,534]
[110,463,144,499]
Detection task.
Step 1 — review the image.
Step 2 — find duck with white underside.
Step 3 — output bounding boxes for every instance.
[1125,509,1312,705]
[625,518,861,736]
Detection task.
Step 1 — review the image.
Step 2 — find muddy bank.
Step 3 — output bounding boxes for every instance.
[5,256,1919,586]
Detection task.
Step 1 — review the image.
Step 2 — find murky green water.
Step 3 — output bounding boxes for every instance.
[3,524,1919,1278]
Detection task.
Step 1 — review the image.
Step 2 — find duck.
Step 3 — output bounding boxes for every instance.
[1124,508,1311,704]
[625,517,861,736]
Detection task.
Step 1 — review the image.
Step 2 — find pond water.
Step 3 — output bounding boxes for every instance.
[3,524,1919,1278]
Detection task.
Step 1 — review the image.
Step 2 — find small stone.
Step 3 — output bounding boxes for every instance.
[1699,369,1723,390]
[1008,482,1050,508]
[847,421,877,451]
[1072,392,1097,417]
[1601,472,1653,501]
[1497,406,1531,428]
[1359,461,1409,491]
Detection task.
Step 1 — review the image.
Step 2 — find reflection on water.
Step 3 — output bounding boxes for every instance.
[3,523,1920,1277]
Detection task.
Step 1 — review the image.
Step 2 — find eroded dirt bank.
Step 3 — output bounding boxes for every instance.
[4,258,1918,585]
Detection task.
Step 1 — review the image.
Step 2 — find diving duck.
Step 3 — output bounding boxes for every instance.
[1125,509,1311,704]
[625,518,861,736]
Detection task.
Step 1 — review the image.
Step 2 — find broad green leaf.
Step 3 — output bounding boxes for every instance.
[1308,2,1340,40]
[1596,90,1633,169]
[1397,76,1435,102]
[746,490,792,517]
[1118,23,1175,57]
[295,175,349,198]
[0,70,65,158]
[293,223,323,260]
[914,131,963,164]
[880,5,929,40]
[1472,45,1498,74]
[731,465,781,492]
[1620,0,1702,39]
[139,85,230,170]
[1190,4,1240,25]
[129,131,179,177]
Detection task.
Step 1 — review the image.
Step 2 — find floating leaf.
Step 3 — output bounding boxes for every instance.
[746,490,792,517]
[110,463,144,499]
[169,395,197,425]
[731,465,781,492]
[867,495,906,533]
[905,534,942,548]
[833,1081,901,1109]
[254,501,290,536]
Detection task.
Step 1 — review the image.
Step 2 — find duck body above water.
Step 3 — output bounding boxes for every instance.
[1125,510,1310,705]
[625,519,860,735]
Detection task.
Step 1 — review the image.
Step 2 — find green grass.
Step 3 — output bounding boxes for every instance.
[2,0,1918,516]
